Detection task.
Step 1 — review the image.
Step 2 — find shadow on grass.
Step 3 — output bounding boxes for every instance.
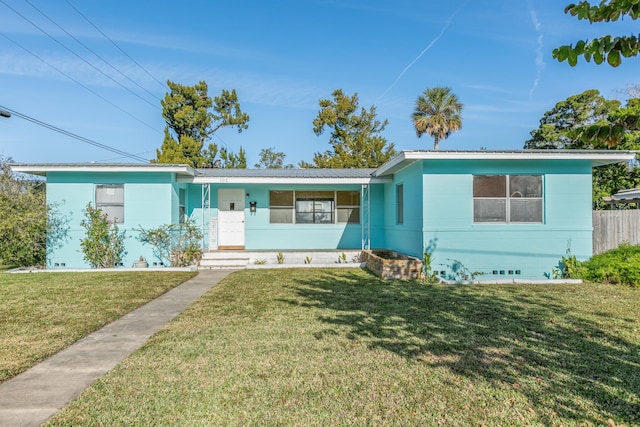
[287,270,640,425]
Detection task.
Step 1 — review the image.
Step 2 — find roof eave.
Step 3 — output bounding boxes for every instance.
[373,150,636,176]
[10,164,196,177]
[185,176,391,184]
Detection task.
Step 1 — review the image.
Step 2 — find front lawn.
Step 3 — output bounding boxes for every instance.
[49,269,639,426]
[0,271,197,382]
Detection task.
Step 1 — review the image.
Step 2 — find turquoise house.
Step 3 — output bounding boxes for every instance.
[13,150,634,279]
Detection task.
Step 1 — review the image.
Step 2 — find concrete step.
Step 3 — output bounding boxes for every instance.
[199,257,250,269]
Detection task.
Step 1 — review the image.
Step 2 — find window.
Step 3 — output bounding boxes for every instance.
[179,189,186,223]
[337,191,360,223]
[473,175,542,223]
[269,190,360,224]
[295,191,334,224]
[270,190,293,223]
[396,184,404,225]
[96,184,124,223]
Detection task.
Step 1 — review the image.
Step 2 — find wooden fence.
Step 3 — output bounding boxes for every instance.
[593,210,640,254]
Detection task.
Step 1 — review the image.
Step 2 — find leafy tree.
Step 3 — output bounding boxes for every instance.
[219,147,247,168]
[302,89,396,168]
[0,156,67,266]
[412,86,463,151]
[154,81,249,167]
[525,89,620,149]
[79,203,126,268]
[525,91,640,208]
[553,1,640,67]
[255,147,293,169]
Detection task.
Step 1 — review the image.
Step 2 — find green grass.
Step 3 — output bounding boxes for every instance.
[0,271,196,382]
[48,269,640,426]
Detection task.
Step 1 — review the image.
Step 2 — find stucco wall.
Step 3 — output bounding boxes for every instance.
[47,172,176,268]
[380,161,424,257]
[420,159,593,280]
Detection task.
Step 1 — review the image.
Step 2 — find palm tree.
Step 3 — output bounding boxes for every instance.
[412,87,463,150]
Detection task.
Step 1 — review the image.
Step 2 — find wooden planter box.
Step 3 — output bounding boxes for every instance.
[362,249,422,280]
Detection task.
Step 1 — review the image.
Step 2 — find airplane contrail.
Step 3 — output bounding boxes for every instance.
[380,1,468,98]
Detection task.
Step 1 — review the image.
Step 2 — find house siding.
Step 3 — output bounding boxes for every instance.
[27,151,615,277]
[46,172,176,268]
[186,183,370,251]
[381,161,424,257]
[420,159,592,280]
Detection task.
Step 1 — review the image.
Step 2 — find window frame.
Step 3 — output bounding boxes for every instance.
[472,175,543,224]
[178,188,186,224]
[396,184,404,225]
[95,184,124,224]
[268,190,361,225]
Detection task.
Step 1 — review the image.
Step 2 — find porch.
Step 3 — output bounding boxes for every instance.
[199,250,363,269]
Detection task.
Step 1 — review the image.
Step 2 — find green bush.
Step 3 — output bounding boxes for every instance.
[79,203,126,268]
[136,219,203,267]
[581,244,640,287]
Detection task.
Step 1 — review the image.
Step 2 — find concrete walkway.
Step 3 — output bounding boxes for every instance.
[0,269,235,427]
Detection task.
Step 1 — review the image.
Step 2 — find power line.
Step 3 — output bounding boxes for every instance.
[22,0,162,105]
[65,0,167,91]
[0,32,161,134]
[0,105,151,163]
[0,0,159,110]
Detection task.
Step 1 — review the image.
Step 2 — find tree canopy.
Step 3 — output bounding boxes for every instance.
[553,1,640,67]
[525,89,621,149]
[301,89,396,168]
[154,81,249,167]
[255,147,293,169]
[0,156,67,266]
[412,86,463,150]
[525,90,640,208]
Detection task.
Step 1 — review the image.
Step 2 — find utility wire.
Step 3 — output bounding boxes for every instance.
[22,0,162,104]
[0,32,161,134]
[0,0,159,110]
[65,0,167,91]
[0,105,150,163]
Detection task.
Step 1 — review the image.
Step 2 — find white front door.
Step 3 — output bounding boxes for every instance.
[218,189,245,249]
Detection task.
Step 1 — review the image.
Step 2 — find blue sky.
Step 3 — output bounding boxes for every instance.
[0,0,639,166]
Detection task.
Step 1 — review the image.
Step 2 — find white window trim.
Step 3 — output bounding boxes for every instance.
[473,175,543,224]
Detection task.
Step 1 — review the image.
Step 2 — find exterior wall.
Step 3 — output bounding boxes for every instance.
[420,159,593,280]
[186,183,369,251]
[46,172,176,268]
[381,161,424,257]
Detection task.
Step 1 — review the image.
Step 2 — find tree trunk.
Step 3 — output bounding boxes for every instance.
[433,136,439,151]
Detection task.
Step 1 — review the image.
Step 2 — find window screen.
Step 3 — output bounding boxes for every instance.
[337,191,360,224]
[473,175,542,223]
[96,184,124,223]
[269,190,293,223]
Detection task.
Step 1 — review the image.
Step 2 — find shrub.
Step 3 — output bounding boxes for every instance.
[136,219,203,267]
[580,244,640,287]
[79,203,126,268]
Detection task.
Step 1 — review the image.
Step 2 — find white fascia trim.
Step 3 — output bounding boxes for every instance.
[374,150,636,176]
[186,176,392,184]
[11,165,195,176]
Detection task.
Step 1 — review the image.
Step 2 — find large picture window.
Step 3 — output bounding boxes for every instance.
[473,175,542,223]
[96,184,124,223]
[269,190,360,224]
